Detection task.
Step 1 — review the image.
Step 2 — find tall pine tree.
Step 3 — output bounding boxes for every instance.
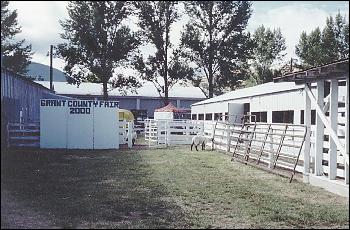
[296,28,323,67]
[57,1,140,100]
[1,1,32,75]
[296,13,349,68]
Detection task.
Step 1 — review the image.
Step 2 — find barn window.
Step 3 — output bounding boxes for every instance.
[205,113,212,120]
[251,112,267,122]
[191,114,197,120]
[214,113,221,120]
[198,114,204,120]
[272,110,294,124]
[300,110,316,125]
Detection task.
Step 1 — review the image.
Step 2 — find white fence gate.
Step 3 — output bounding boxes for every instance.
[144,119,210,147]
[119,120,133,148]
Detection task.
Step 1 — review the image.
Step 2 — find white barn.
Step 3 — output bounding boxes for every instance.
[191,81,346,128]
[190,59,348,197]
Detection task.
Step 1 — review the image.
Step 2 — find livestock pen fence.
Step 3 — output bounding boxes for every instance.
[144,119,209,147]
[119,120,134,147]
[212,121,307,182]
[144,118,348,184]
[7,119,134,148]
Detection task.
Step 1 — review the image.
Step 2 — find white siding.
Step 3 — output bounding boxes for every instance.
[191,85,319,124]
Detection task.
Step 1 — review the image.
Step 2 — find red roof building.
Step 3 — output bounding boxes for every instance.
[154,103,190,113]
[154,103,191,120]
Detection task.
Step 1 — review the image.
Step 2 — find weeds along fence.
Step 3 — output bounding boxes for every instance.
[212,121,307,182]
[144,119,347,182]
[144,119,307,181]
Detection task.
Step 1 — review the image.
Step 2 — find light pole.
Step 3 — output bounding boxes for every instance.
[50,45,53,90]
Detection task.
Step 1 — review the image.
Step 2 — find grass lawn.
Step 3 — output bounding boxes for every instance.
[1,146,349,229]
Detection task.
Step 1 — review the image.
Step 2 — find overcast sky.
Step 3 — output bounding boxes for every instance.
[8,1,350,71]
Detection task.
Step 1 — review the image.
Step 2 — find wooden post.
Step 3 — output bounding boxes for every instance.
[19,110,23,130]
[329,79,338,180]
[345,77,349,184]
[165,121,170,146]
[212,121,218,150]
[226,123,231,152]
[304,83,311,182]
[127,122,132,148]
[267,126,274,168]
[328,80,338,180]
[148,120,151,148]
[315,80,324,176]
[186,120,190,144]
[305,83,346,159]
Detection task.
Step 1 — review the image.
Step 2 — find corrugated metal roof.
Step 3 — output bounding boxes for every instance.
[35,81,207,99]
[192,81,305,106]
[2,68,54,92]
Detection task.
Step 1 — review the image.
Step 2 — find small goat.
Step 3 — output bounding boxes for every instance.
[191,134,213,151]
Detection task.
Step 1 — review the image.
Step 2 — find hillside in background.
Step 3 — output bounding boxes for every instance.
[26,62,67,82]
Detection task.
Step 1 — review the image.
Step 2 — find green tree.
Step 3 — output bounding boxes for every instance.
[1,1,32,75]
[57,1,140,100]
[296,28,324,67]
[344,22,349,57]
[133,1,192,105]
[180,1,253,98]
[296,13,349,67]
[334,13,349,59]
[252,25,286,83]
[321,16,338,63]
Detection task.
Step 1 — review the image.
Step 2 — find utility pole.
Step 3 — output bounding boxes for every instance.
[50,45,53,90]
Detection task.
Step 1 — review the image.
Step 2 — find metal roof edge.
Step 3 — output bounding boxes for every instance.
[191,82,317,107]
[1,68,54,93]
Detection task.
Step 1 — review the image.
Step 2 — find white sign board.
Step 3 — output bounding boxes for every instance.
[40,99,119,149]
[154,111,173,120]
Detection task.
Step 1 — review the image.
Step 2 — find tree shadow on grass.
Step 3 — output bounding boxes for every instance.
[1,148,189,229]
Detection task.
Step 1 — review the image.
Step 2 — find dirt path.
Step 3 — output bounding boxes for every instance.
[1,190,58,229]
